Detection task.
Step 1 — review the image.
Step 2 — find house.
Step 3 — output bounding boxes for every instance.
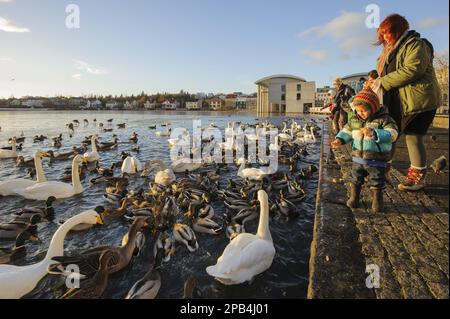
[185,100,203,110]
[124,100,138,110]
[209,97,225,111]
[256,74,316,114]
[161,100,179,110]
[85,100,103,109]
[22,99,45,108]
[224,94,237,110]
[144,100,156,110]
[69,98,85,106]
[9,99,22,107]
[105,101,121,109]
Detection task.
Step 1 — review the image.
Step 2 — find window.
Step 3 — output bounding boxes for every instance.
[281,94,285,101]
[297,93,301,100]
[297,84,302,91]
[281,85,286,92]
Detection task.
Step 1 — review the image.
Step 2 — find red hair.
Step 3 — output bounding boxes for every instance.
[376,14,410,46]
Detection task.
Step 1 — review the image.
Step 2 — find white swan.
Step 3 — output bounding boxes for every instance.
[155,127,171,137]
[294,126,317,144]
[121,156,143,174]
[278,123,293,142]
[15,155,85,200]
[0,150,48,196]
[141,160,175,186]
[0,137,17,159]
[237,162,275,181]
[83,135,100,162]
[206,190,275,285]
[0,209,103,299]
[171,158,202,173]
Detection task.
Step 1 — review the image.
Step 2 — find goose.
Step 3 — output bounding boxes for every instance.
[59,250,116,299]
[0,137,17,159]
[0,231,39,265]
[0,151,49,196]
[141,160,175,187]
[83,135,100,162]
[49,217,148,278]
[121,156,143,174]
[206,190,275,285]
[172,223,198,252]
[0,209,104,299]
[14,155,85,200]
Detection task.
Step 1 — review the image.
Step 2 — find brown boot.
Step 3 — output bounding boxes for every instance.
[346,183,361,209]
[371,188,385,213]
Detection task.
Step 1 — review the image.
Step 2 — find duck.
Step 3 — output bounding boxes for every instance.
[11,196,57,223]
[0,209,104,298]
[121,231,146,257]
[117,123,126,129]
[0,231,39,265]
[0,150,49,196]
[129,132,139,143]
[192,217,222,235]
[14,155,85,200]
[153,230,175,263]
[49,217,148,278]
[83,135,100,162]
[125,251,162,299]
[172,223,198,252]
[223,214,245,241]
[0,215,42,240]
[141,160,175,187]
[0,137,18,159]
[59,250,116,299]
[155,127,172,137]
[206,190,275,285]
[97,138,119,151]
[121,156,143,174]
[182,276,202,299]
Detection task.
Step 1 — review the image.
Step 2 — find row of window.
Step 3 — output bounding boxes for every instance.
[281,84,302,92]
[281,93,301,101]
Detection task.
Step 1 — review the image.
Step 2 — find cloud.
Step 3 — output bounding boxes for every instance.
[298,11,375,53]
[0,0,14,3]
[0,57,15,62]
[72,73,82,80]
[416,17,449,29]
[0,17,30,32]
[301,48,328,64]
[73,60,108,75]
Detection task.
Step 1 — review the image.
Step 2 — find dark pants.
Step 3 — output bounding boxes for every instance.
[350,163,387,189]
[332,109,348,133]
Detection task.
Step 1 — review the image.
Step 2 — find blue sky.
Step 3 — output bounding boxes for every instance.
[0,0,448,98]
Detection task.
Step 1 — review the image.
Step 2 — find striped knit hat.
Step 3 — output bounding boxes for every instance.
[352,88,380,114]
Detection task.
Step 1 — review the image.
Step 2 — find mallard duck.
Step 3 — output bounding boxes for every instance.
[97,138,119,151]
[0,231,39,264]
[11,196,57,223]
[125,251,162,299]
[121,231,146,257]
[182,276,202,299]
[153,230,175,263]
[0,209,104,298]
[60,250,116,299]
[192,217,222,235]
[0,215,42,240]
[0,150,49,196]
[223,214,245,241]
[172,223,198,252]
[50,217,148,277]
[129,132,139,143]
[206,190,275,285]
[14,155,85,200]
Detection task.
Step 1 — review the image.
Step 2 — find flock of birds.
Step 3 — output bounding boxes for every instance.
[0,116,323,299]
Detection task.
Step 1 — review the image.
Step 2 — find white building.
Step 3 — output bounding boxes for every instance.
[209,98,225,110]
[186,100,203,110]
[124,100,138,110]
[256,74,316,114]
[162,100,179,110]
[144,101,156,110]
[9,99,22,107]
[85,100,102,109]
[105,101,121,109]
[22,99,44,108]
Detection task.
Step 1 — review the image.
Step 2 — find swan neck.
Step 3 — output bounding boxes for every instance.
[91,138,98,153]
[72,160,83,193]
[257,197,272,241]
[44,216,82,259]
[34,154,46,183]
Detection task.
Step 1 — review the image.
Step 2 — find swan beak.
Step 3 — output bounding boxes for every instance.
[96,216,104,225]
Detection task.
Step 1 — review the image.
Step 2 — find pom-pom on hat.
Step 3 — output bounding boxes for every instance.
[352,88,380,114]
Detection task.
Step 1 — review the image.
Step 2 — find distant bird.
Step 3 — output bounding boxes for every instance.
[430,156,447,174]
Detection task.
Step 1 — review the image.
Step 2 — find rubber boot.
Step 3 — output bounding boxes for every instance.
[346,183,361,209]
[371,188,385,213]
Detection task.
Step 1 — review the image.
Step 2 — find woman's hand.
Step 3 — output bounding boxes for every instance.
[331,139,343,149]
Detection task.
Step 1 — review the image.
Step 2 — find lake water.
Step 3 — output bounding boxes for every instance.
[0,110,322,299]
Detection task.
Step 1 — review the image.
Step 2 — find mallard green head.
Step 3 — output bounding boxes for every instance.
[46,196,57,207]
[16,231,39,248]
[29,214,43,225]
[94,206,106,222]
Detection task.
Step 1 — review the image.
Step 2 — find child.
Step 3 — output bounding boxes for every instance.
[331,88,398,213]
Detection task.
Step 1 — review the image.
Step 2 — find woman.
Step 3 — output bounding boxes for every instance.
[366,14,441,191]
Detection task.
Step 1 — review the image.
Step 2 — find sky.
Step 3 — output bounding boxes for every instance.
[0,0,448,98]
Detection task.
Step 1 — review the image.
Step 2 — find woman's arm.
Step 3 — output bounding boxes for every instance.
[380,40,431,91]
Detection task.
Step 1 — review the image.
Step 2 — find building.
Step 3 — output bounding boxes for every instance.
[209,97,225,110]
[124,100,138,110]
[224,94,237,110]
[22,99,45,108]
[256,74,316,114]
[144,100,156,110]
[315,86,333,108]
[161,100,179,110]
[341,72,368,93]
[9,99,22,107]
[105,101,121,109]
[186,100,203,110]
[85,100,103,109]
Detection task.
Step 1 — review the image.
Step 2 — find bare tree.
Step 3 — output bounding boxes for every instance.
[434,51,449,106]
